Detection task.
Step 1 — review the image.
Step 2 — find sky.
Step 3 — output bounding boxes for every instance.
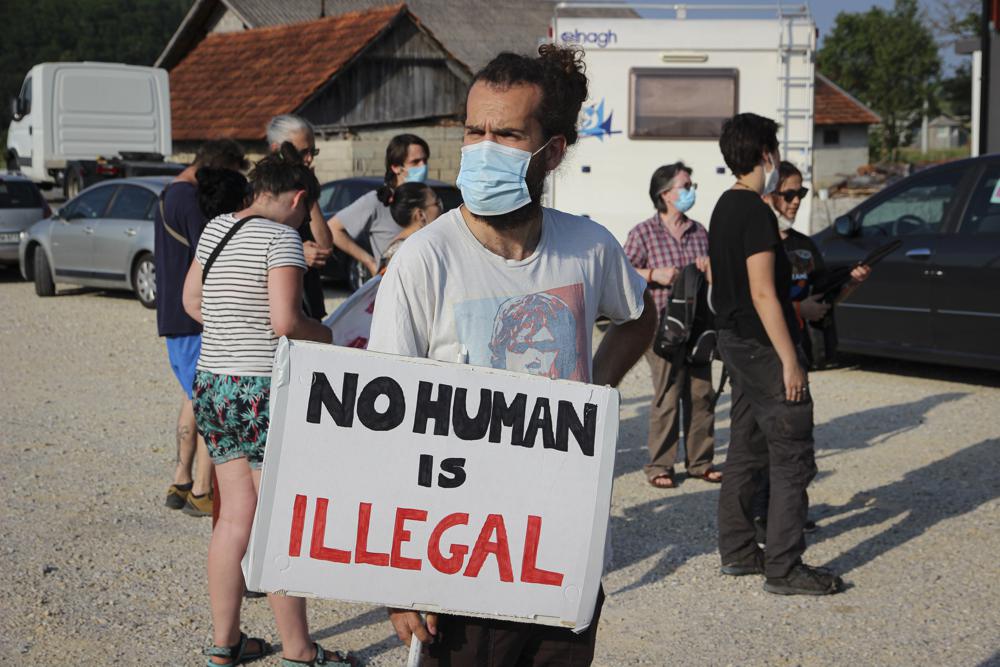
[633,0,968,71]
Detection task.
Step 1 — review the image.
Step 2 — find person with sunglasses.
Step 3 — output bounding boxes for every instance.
[768,161,869,369]
[267,114,334,322]
[624,162,719,490]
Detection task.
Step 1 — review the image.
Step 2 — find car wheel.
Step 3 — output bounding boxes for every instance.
[33,247,55,297]
[348,258,372,293]
[64,168,83,200]
[132,252,156,308]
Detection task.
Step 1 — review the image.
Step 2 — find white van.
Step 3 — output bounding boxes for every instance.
[6,62,180,197]
[548,3,816,240]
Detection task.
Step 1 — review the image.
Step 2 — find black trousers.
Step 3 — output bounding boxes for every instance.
[716,330,817,578]
[422,588,604,666]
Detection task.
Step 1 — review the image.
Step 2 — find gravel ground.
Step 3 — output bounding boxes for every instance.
[1,268,998,666]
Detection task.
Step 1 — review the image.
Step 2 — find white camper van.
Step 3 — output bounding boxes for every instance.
[549,3,816,240]
[6,62,181,197]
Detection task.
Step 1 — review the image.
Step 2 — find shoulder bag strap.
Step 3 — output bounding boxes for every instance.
[159,184,192,248]
[202,216,263,284]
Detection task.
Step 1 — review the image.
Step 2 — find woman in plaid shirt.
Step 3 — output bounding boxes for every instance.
[623,162,721,489]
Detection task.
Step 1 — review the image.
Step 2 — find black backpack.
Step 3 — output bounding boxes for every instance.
[652,263,717,366]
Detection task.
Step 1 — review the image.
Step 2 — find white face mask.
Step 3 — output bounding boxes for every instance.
[777,215,795,232]
[762,153,780,195]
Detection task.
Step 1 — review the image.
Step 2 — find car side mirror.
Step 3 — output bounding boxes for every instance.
[834,214,860,237]
[10,97,23,121]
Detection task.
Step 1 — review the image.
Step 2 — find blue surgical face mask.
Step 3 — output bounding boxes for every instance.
[405,164,428,183]
[674,187,696,213]
[455,139,551,216]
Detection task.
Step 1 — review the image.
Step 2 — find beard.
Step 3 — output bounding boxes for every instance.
[474,155,548,231]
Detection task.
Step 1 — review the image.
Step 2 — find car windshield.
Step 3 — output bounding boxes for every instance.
[0,181,43,209]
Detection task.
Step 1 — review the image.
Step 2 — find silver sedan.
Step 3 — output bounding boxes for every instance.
[0,174,50,266]
[19,176,169,308]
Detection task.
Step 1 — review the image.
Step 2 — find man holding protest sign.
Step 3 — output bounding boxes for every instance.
[368,45,656,666]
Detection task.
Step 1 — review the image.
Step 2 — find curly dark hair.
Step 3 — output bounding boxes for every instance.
[249,141,320,208]
[719,113,779,177]
[472,44,589,145]
[195,167,249,219]
[194,138,248,171]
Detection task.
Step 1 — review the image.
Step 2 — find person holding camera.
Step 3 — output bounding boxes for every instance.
[624,163,720,490]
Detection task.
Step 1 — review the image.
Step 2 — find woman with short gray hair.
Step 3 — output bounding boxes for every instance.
[266,114,334,320]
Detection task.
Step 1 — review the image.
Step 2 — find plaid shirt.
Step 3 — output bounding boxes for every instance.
[624,214,710,314]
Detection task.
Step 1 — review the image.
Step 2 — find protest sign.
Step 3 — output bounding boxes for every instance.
[244,339,620,631]
[322,275,380,348]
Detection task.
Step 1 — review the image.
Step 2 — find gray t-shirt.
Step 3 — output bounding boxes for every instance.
[336,189,401,261]
[368,207,647,383]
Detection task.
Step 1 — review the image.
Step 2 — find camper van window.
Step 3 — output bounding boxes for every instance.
[629,68,737,139]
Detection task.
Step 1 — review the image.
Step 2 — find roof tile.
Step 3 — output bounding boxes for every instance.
[170,4,404,140]
[814,74,881,126]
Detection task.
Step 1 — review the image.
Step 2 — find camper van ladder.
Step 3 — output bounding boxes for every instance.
[777,5,815,183]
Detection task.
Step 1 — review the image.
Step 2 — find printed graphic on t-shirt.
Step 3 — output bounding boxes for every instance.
[788,248,815,301]
[454,283,589,382]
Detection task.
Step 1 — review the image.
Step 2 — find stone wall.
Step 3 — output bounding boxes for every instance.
[173,122,465,186]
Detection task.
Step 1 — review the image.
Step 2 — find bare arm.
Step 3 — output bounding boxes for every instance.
[592,290,657,387]
[182,260,204,325]
[268,266,333,343]
[309,201,332,249]
[327,215,378,276]
[746,250,805,401]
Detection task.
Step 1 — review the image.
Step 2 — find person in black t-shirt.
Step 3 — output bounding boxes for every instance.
[750,162,871,543]
[709,113,843,595]
[155,139,248,516]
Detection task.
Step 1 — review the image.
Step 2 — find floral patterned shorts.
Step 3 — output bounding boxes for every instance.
[193,371,271,469]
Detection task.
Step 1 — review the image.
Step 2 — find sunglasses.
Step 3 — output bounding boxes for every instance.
[299,147,320,158]
[777,187,809,203]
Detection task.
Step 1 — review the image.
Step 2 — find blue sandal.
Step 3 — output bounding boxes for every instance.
[203,632,272,666]
[281,642,355,666]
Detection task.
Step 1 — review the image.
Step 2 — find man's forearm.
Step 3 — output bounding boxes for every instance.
[592,291,657,387]
[309,203,333,249]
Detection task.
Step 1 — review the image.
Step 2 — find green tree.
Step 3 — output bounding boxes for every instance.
[0,0,192,166]
[818,0,941,160]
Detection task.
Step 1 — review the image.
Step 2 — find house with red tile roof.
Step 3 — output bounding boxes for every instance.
[166,4,472,182]
[813,73,882,187]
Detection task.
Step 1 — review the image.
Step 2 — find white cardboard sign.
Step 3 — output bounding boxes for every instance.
[244,339,620,631]
[322,275,381,349]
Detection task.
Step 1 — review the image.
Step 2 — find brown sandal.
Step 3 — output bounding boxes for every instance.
[648,471,676,489]
[691,467,723,484]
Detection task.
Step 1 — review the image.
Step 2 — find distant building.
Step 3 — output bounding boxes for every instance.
[812,73,881,189]
[164,6,472,182]
[926,115,969,150]
[157,0,568,183]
